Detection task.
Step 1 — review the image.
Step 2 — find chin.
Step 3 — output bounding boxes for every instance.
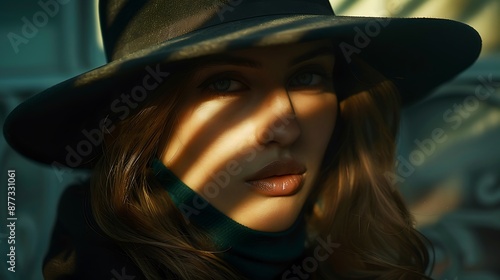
[240,197,306,232]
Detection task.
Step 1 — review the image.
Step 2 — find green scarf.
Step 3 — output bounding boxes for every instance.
[152,159,307,279]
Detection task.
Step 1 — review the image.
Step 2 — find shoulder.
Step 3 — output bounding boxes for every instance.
[43,180,145,280]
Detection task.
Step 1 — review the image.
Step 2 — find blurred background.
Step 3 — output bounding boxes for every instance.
[1,0,499,279]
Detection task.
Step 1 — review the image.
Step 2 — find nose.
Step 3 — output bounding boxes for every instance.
[255,87,301,147]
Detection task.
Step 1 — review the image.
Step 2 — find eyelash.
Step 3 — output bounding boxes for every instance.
[198,72,246,93]
[199,67,332,94]
[288,69,329,88]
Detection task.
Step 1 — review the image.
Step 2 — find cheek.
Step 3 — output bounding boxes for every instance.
[161,100,251,188]
[295,93,338,161]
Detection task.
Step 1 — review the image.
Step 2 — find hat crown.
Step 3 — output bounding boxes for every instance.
[99,0,335,61]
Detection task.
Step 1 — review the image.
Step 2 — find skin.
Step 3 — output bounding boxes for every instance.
[161,39,338,232]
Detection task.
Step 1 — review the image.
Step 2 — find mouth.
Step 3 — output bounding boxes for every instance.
[245,159,306,196]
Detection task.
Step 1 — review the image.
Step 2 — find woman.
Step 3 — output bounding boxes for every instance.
[4,0,482,279]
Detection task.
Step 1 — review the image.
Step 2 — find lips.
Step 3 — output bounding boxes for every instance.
[245,159,306,196]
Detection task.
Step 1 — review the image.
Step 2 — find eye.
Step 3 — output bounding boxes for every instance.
[288,72,325,88]
[205,78,246,93]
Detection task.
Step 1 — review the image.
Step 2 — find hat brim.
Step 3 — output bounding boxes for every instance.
[4,14,482,168]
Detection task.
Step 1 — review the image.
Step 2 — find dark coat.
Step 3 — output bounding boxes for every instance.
[43,182,145,280]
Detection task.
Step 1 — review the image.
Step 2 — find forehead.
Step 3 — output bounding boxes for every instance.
[189,39,335,69]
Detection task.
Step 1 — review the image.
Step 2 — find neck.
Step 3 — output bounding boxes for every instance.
[152,159,307,279]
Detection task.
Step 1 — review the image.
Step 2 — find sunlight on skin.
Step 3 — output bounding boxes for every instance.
[161,40,338,232]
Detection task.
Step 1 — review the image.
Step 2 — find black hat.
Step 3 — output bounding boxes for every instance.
[3,0,482,168]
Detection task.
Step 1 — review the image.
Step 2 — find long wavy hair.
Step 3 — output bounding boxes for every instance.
[90,43,432,279]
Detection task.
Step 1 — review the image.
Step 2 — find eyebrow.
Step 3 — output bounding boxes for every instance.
[290,46,335,66]
[192,46,335,70]
[194,55,261,69]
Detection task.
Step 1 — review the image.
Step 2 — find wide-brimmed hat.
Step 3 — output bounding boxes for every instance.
[4,0,481,168]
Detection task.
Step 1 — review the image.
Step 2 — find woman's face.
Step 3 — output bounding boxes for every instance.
[161,39,338,232]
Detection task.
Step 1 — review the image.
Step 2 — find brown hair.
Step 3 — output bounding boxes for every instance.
[309,54,431,279]
[91,68,243,279]
[90,46,432,279]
